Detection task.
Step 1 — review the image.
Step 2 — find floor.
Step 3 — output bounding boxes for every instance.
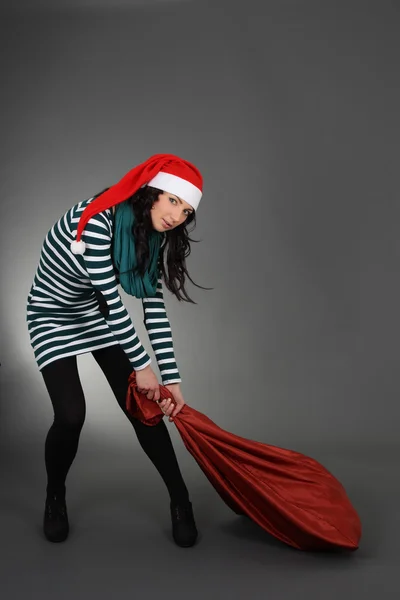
[0,437,398,600]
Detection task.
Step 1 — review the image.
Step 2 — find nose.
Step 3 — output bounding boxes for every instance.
[170,207,182,223]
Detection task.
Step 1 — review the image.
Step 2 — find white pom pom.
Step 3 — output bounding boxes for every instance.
[70,240,86,255]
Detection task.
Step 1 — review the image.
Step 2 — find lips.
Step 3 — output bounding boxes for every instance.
[162,218,172,228]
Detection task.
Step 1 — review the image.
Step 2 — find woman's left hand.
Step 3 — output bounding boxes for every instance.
[158,383,185,422]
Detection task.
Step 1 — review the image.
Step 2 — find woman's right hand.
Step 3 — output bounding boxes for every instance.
[135,365,161,402]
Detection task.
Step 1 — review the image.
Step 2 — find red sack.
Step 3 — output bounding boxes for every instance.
[126,373,361,552]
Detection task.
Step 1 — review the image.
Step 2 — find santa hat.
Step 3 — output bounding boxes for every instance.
[71,153,203,255]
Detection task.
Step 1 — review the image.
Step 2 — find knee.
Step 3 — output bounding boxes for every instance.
[53,410,85,432]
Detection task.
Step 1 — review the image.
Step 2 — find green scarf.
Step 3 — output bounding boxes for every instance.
[112,200,163,298]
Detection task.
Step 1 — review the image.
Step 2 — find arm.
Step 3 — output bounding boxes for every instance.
[80,212,152,372]
[142,277,182,385]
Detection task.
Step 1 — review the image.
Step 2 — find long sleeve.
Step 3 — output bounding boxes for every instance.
[142,278,182,385]
[80,212,152,372]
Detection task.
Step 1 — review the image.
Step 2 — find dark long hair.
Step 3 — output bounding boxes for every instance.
[95,185,212,304]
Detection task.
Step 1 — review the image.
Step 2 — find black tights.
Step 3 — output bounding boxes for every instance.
[41,344,189,504]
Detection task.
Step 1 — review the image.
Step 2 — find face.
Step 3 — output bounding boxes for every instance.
[150,191,194,232]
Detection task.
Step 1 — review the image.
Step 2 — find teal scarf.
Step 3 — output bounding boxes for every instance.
[112,201,163,298]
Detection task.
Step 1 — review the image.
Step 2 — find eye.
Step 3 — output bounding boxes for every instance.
[169,197,192,217]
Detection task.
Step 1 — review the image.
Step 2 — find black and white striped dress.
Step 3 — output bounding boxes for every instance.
[26,195,181,385]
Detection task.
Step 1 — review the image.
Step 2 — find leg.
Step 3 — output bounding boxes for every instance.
[40,354,86,542]
[91,345,189,505]
[41,355,86,496]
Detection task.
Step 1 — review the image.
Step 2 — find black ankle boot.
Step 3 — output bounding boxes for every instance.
[170,500,198,547]
[43,492,69,543]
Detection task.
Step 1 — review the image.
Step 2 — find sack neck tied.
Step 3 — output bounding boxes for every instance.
[112,200,163,298]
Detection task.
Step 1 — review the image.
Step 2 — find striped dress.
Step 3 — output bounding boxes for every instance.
[26,195,181,385]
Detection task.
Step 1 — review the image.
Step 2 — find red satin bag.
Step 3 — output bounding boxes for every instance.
[126,373,361,552]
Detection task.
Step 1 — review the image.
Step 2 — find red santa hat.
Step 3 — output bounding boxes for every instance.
[71,153,203,255]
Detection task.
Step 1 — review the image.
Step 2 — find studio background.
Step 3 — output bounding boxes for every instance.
[0,0,399,597]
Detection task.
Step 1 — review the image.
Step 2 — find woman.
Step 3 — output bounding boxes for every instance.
[26,154,206,547]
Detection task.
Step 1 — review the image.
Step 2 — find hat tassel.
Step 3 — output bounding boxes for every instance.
[71,240,86,255]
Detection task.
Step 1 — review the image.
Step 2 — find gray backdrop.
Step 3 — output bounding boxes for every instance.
[0,1,399,598]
